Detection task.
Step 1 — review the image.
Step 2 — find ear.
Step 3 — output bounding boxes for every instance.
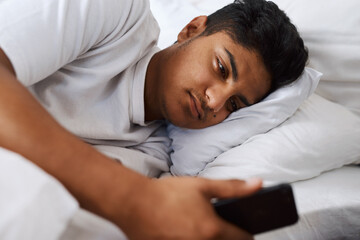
[177,16,208,43]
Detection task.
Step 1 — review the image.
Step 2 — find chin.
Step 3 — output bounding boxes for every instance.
[168,118,189,128]
[170,120,207,129]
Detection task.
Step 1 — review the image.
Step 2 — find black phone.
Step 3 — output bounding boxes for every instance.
[213,183,298,235]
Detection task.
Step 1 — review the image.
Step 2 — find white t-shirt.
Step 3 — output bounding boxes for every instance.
[0,0,170,176]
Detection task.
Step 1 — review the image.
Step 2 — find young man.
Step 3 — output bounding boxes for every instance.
[0,0,307,239]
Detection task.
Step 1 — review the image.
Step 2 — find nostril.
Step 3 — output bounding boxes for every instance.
[205,93,210,101]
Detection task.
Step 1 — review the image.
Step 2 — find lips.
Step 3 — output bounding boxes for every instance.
[189,92,204,120]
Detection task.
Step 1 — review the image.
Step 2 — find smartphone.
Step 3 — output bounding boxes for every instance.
[213,183,298,235]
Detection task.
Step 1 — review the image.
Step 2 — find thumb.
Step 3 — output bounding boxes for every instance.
[202,178,263,199]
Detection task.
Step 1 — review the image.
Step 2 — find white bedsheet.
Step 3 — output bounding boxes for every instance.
[256,165,360,240]
[1,146,359,240]
[0,147,78,240]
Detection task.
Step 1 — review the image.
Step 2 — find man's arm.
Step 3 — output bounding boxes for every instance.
[0,48,261,240]
[0,48,136,225]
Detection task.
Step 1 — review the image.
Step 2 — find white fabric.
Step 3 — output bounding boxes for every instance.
[94,145,169,177]
[67,165,360,240]
[149,0,233,49]
[270,0,360,116]
[199,94,360,183]
[2,144,359,240]
[0,0,171,170]
[168,68,321,176]
[270,0,360,83]
[61,166,360,240]
[316,81,360,117]
[0,147,78,240]
[60,209,126,240]
[0,146,168,240]
[256,165,360,240]
[63,166,360,240]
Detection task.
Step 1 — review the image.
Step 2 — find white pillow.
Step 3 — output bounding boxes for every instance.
[198,94,360,184]
[150,0,233,49]
[167,68,321,176]
[269,0,360,83]
[270,0,360,116]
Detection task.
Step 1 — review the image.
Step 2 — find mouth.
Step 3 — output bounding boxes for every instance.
[189,92,204,120]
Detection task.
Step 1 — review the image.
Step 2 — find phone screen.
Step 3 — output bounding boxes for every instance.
[213,183,298,234]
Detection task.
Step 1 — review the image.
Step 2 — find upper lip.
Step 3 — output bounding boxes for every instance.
[190,92,204,120]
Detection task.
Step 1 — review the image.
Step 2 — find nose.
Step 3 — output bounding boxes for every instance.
[205,83,232,113]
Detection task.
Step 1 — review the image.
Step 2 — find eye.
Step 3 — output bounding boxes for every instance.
[227,96,247,113]
[217,57,227,79]
[229,97,239,112]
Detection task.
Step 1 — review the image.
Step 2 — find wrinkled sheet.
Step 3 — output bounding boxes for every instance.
[1,147,359,240]
[0,147,78,240]
[256,165,360,240]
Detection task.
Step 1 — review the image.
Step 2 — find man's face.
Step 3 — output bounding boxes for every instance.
[154,31,271,129]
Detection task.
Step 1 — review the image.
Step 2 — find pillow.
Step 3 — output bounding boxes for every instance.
[167,67,322,176]
[149,0,233,49]
[198,94,360,184]
[269,0,360,116]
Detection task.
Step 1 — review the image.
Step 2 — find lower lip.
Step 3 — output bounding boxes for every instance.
[189,94,200,119]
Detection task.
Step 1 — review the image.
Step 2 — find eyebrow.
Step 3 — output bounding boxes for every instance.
[224,48,251,107]
[225,48,238,82]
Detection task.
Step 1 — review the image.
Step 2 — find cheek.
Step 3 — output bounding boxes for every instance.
[207,110,229,126]
[216,108,231,119]
[162,89,190,126]
[181,59,211,86]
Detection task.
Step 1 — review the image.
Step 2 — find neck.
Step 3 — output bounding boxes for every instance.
[144,51,163,122]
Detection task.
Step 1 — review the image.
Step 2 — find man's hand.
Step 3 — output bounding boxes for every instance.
[115,176,262,240]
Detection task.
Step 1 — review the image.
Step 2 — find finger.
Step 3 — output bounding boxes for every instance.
[201,177,263,199]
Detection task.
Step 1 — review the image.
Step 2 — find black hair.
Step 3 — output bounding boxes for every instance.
[201,0,308,92]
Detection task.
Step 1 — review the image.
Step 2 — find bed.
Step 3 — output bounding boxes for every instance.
[1,0,359,239]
